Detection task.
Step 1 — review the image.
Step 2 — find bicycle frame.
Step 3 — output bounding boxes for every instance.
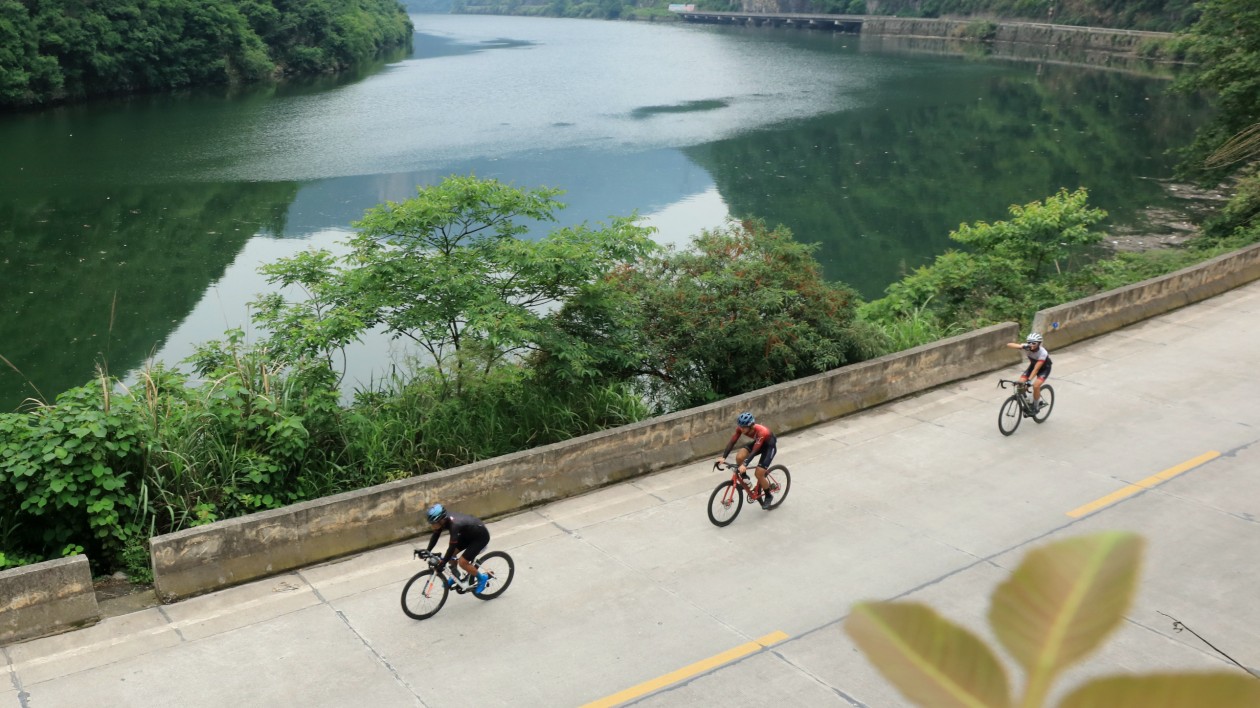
[999,379,1036,415]
[414,551,482,595]
[717,462,764,503]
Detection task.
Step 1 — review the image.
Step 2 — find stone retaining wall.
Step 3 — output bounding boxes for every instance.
[0,555,99,646]
[860,17,1167,53]
[149,323,1018,601]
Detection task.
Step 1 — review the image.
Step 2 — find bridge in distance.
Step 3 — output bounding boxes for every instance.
[674,10,865,32]
[4,282,1260,706]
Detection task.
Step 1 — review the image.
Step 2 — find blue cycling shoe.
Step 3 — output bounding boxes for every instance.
[474,572,489,594]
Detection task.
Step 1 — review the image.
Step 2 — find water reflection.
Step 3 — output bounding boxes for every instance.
[0,16,1206,410]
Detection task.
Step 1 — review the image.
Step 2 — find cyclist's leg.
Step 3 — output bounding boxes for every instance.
[1032,365,1050,404]
[754,443,777,500]
[735,442,752,467]
[456,530,490,581]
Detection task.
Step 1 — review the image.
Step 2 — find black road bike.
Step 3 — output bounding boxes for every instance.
[401,549,515,620]
[997,378,1055,436]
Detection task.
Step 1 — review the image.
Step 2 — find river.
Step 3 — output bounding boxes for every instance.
[0,14,1204,410]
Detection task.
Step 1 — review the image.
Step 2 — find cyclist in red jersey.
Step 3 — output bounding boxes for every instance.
[716,411,779,509]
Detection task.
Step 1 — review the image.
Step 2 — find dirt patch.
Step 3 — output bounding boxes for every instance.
[1106,180,1231,253]
[94,573,153,601]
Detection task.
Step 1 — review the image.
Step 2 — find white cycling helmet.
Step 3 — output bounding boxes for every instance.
[1026,332,1043,343]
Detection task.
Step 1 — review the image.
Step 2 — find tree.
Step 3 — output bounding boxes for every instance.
[863,189,1106,327]
[950,188,1107,280]
[602,218,878,412]
[1175,0,1260,178]
[253,175,658,395]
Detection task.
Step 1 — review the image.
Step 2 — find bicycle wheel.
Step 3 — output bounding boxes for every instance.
[998,395,1023,436]
[764,465,791,510]
[707,480,743,527]
[1032,385,1055,423]
[401,569,449,620]
[473,551,515,600]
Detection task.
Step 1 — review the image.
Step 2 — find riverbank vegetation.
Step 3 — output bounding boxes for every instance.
[0,0,414,109]
[3,0,1259,577]
[451,0,1198,31]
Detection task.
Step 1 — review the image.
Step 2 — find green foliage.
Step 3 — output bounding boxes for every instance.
[951,188,1108,279]
[959,20,999,42]
[257,175,658,391]
[0,380,146,566]
[846,532,1260,707]
[1175,0,1260,179]
[1201,170,1260,241]
[863,189,1106,328]
[604,218,881,411]
[0,0,413,108]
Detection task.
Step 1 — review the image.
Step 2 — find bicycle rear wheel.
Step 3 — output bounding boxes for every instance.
[765,465,791,510]
[401,569,449,620]
[998,395,1022,436]
[1032,385,1055,423]
[707,480,743,526]
[473,551,515,600]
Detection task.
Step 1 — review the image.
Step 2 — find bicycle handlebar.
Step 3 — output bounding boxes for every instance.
[413,549,447,568]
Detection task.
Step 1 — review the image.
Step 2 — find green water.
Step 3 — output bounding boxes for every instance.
[0,15,1204,410]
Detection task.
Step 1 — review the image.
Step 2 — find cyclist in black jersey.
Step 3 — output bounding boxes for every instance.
[1006,332,1052,411]
[425,504,490,593]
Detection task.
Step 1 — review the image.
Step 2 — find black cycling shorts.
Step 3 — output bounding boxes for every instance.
[456,526,490,562]
[1023,361,1052,380]
[742,438,777,469]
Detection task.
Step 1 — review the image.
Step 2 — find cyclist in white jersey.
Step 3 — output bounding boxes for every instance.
[1006,332,1052,411]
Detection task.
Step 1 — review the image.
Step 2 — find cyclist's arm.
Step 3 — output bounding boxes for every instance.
[1029,359,1045,377]
[719,430,740,459]
[424,528,442,554]
[1006,342,1027,350]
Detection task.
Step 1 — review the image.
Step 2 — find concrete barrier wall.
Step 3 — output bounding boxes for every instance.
[140,240,1260,602]
[0,555,99,646]
[150,323,1018,601]
[1032,242,1260,349]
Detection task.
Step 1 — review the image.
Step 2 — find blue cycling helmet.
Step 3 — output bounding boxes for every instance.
[737,411,755,427]
[426,503,448,525]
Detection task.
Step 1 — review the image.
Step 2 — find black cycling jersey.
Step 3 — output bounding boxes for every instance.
[426,511,490,562]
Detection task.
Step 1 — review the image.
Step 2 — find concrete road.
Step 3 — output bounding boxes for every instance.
[5,282,1260,708]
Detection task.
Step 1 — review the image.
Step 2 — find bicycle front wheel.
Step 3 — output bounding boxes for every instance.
[707,480,743,527]
[1032,385,1055,423]
[998,395,1022,436]
[765,465,791,509]
[401,569,449,620]
[473,551,515,600]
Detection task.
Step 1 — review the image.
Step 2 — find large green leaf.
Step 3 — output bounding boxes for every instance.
[1059,673,1260,707]
[989,532,1143,704]
[846,601,1013,708]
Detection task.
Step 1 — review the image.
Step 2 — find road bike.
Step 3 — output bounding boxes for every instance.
[400,549,515,620]
[997,378,1055,436]
[707,460,791,526]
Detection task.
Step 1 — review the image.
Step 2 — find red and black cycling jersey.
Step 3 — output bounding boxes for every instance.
[723,423,775,459]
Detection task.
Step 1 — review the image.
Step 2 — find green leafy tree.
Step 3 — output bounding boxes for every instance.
[863,189,1106,328]
[604,218,878,411]
[254,175,658,394]
[1176,0,1260,178]
[846,532,1260,707]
